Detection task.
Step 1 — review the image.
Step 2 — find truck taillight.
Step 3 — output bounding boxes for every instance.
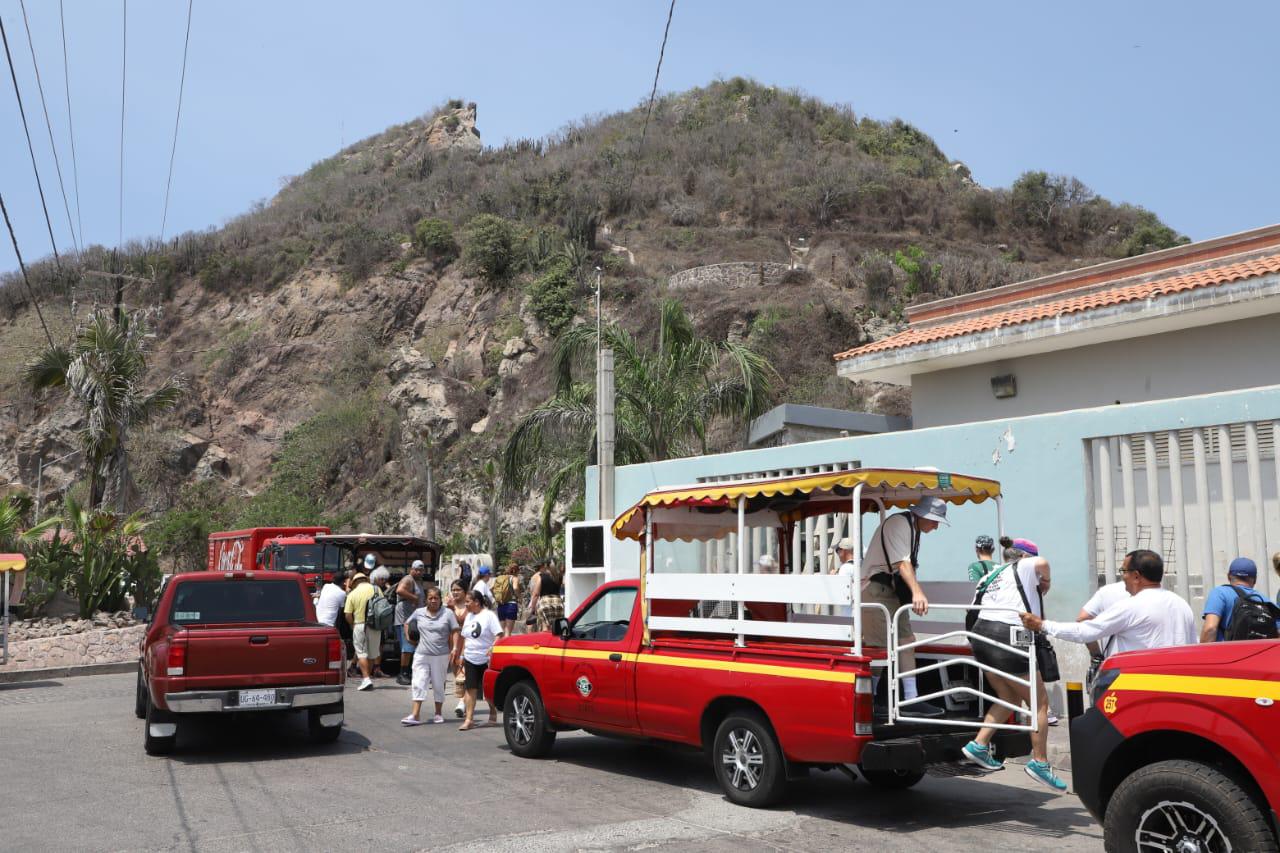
[327,636,342,670]
[854,676,873,737]
[167,637,187,676]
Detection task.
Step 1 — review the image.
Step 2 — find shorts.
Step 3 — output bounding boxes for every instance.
[394,625,415,654]
[463,659,488,694]
[411,653,449,704]
[497,602,519,622]
[860,579,917,672]
[970,618,1029,677]
[351,623,381,661]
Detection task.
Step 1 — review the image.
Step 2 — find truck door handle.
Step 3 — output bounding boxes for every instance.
[609,653,622,662]
[250,636,269,645]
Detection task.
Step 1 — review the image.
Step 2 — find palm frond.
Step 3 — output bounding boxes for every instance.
[23,346,72,391]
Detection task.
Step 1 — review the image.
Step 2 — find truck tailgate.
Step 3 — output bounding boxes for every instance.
[182,625,335,689]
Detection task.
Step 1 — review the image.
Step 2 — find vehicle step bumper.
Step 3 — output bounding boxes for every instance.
[860,729,1031,773]
[164,685,343,713]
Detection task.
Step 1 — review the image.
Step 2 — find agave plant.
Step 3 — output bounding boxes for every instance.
[41,496,160,618]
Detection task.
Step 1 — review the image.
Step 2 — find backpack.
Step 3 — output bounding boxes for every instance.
[492,574,515,604]
[365,588,395,631]
[458,564,473,590]
[1224,586,1280,642]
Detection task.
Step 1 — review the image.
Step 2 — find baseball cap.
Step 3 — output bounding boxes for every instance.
[910,496,950,526]
[478,565,492,576]
[1228,556,1258,578]
[411,559,425,569]
[1012,538,1039,556]
[363,554,377,569]
[834,537,856,553]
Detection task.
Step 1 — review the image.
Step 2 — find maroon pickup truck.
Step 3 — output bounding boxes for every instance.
[135,570,345,755]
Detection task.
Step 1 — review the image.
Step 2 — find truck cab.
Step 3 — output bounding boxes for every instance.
[1070,641,1280,851]
[207,527,333,590]
[487,467,1038,806]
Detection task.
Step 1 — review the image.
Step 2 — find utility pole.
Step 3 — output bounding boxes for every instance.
[594,268,615,520]
[420,429,436,542]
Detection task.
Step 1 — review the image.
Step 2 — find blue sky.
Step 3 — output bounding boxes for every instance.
[2,0,1277,275]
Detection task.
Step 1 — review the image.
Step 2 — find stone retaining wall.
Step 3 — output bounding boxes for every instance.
[0,624,145,672]
[668,262,792,290]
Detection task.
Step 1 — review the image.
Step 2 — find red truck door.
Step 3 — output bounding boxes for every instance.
[544,585,639,731]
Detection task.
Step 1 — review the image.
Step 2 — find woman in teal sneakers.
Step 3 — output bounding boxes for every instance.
[960,536,1067,793]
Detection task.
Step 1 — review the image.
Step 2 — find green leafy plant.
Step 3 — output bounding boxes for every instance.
[525,259,578,338]
[412,218,459,264]
[40,496,160,618]
[462,214,519,282]
[892,245,942,299]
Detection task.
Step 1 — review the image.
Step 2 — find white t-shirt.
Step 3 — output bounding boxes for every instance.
[1044,587,1196,654]
[315,583,346,627]
[977,558,1044,626]
[860,514,915,582]
[1082,581,1130,618]
[462,608,503,665]
[836,560,857,617]
[472,578,492,604]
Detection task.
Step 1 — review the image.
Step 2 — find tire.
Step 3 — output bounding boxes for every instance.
[143,696,177,756]
[858,765,926,790]
[134,665,147,720]
[712,711,788,807]
[503,681,556,758]
[1103,759,1277,853]
[308,701,344,745]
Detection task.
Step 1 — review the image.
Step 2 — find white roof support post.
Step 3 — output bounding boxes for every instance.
[1168,431,1191,604]
[736,496,747,647]
[851,483,864,657]
[995,495,1005,540]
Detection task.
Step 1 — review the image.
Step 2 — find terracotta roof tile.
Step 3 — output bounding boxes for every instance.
[834,253,1280,361]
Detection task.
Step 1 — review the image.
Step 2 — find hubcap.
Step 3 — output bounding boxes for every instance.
[720,728,765,791]
[1135,800,1229,853]
[508,695,535,746]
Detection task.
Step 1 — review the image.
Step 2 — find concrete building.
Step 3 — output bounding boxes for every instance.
[747,404,909,448]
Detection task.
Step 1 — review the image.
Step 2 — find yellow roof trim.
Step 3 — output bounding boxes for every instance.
[611,467,1000,541]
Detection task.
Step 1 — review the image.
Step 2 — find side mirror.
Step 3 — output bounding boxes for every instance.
[553,617,571,640]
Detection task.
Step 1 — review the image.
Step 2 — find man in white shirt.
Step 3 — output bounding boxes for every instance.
[315,570,347,627]
[857,496,949,718]
[1022,550,1195,654]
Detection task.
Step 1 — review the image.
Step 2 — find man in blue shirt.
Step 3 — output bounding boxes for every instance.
[1201,557,1266,643]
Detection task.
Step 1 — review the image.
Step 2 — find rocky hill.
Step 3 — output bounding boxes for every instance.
[0,79,1186,561]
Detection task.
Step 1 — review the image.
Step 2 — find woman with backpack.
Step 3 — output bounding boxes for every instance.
[528,560,565,632]
[493,563,522,636]
[960,537,1066,794]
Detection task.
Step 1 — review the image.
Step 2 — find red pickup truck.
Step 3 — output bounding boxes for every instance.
[135,570,345,756]
[486,578,1030,806]
[1070,640,1280,851]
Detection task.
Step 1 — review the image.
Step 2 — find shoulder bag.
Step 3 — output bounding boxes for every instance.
[965,562,1009,633]
[1010,561,1060,683]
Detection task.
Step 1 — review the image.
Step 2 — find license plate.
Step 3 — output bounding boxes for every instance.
[237,689,276,707]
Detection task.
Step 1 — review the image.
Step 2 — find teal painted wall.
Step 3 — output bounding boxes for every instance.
[587,385,1280,620]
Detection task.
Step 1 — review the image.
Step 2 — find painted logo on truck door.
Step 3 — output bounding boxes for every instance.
[576,675,593,698]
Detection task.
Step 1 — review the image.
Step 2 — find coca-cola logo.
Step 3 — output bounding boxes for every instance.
[216,540,245,572]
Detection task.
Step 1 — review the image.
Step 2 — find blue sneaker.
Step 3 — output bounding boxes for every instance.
[1025,760,1067,793]
[961,740,1004,772]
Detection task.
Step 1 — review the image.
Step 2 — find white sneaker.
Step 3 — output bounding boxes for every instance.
[358,678,373,691]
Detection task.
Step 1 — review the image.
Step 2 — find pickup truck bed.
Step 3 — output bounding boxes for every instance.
[137,570,345,755]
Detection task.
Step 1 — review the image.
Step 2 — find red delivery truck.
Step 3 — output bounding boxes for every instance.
[206,527,335,588]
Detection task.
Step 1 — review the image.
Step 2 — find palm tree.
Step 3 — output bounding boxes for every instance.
[24,310,184,512]
[503,298,777,543]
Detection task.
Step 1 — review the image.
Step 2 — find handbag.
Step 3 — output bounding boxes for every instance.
[1009,562,1061,683]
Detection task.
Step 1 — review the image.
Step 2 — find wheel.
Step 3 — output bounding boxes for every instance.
[1104,759,1277,853]
[712,712,787,807]
[143,696,177,756]
[858,765,926,790]
[307,701,344,744]
[134,665,147,720]
[503,681,556,758]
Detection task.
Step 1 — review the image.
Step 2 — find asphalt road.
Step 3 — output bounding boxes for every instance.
[0,672,1103,852]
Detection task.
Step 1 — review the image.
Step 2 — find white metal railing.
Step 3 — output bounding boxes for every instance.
[889,604,1038,732]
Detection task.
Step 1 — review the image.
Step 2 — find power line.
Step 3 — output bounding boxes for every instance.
[118,0,127,249]
[625,0,676,202]
[0,190,55,349]
[18,0,79,253]
[159,0,193,242]
[59,0,83,249]
[1,13,62,268]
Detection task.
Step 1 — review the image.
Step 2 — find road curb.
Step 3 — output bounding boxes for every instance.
[0,660,136,684]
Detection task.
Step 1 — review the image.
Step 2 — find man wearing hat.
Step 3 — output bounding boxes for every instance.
[343,557,381,691]
[393,560,428,685]
[854,496,950,717]
[1200,557,1277,643]
[472,564,493,606]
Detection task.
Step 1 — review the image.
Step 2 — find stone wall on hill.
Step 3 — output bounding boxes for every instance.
[668,262,792,291]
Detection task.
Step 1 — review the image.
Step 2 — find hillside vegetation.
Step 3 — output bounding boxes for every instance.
[0,79,1186,563]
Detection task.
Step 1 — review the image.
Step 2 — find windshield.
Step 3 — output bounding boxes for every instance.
[277,544,342,574]
[169,580,305,625]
